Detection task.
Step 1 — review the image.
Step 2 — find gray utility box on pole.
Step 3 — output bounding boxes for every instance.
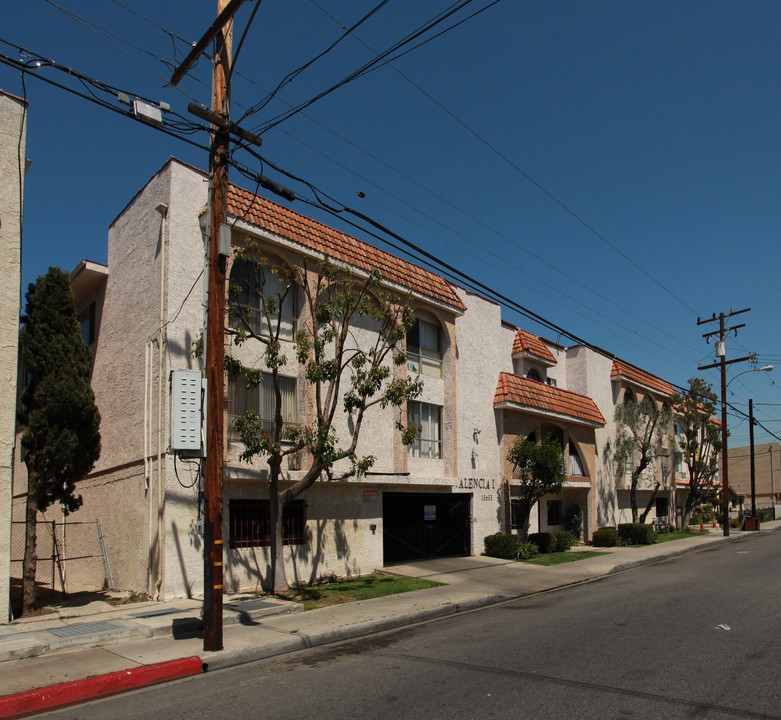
[171,369,207,455]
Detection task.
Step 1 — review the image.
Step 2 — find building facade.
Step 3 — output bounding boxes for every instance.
[1,89,27,621]
[728,441,781,518]
[9,158,704,606]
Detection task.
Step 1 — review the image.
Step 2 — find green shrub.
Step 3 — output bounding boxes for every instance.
[528,532,552,553]
[551,530,574,552]
[515,541,539,560]
[592,527,618,547]
[566,505,583,542]
[484,533,520,559]
[618,523,658,545]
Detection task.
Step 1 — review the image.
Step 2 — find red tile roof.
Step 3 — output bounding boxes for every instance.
[611,359,674,397]
[226,185,465,311]
[494,372,605,426]
[512,330,557,364]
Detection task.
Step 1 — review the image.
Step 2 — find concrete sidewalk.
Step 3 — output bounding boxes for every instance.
[1,523,777,715]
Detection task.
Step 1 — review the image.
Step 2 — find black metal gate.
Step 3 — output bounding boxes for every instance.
[382,493,471,564]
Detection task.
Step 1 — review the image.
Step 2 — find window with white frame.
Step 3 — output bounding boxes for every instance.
[228,372,297,442]
[407,401,442,459]
[230,260,298,341]
[406,318,442,378]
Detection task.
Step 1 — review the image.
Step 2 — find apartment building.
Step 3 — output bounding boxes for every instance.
[10,156,701,604]
[19,158,511,599]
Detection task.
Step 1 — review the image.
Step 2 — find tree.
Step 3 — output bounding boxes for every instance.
[671,377,722,528]
[507,435,566,541]
[614,395,672,523]
[228,247,422,592]
[19,268,101,614]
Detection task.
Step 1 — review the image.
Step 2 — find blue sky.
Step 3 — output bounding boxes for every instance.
[3,0,780,445]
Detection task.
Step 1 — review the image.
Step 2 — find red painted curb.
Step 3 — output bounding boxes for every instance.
[0,656,203,719]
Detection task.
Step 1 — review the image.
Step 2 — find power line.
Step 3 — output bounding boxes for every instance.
[307,0,702,319]
[237,0,392,121]
[4,43,716,394]
[68,0,707,364]
[248,0,490,135]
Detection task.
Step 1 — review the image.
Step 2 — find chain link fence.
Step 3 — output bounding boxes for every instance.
[10,520,114,604]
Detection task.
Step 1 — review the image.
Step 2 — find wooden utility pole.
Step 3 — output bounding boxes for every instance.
[749,398,757,522]
[202,0,232,652]
[171,0,247,652]
[698,308,751,537]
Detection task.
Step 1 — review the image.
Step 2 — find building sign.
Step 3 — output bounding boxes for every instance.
[363,486,379,502]
[456,478,495,490]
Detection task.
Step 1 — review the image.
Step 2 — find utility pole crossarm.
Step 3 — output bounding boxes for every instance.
[170,0,248,87]
[187,103,262,146]
[698,355,754,371]
[697,307,751,326]
[702,324,745,341]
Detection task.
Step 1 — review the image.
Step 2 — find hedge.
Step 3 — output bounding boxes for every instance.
[617,523,658,545]
[592,527,618,547]
[484,533,520,559]
[528,532,552,553]
[528,530,574,554]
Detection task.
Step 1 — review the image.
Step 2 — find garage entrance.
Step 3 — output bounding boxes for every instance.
[382,492,472,564]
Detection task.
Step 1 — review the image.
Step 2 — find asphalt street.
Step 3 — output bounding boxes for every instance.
[33,531,781,720]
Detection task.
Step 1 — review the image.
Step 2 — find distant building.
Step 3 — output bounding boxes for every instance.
[0,88,27,622]
[727,441,781,517]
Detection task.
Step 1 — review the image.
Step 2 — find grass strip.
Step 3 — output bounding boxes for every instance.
[524,550,608,566]
[278,573,443,611]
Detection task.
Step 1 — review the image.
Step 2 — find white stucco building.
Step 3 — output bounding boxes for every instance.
[1,89,27,622]
[23,158,514,599]
[9,157,699,606]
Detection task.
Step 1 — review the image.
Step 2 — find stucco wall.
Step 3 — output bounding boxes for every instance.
[453,287,511,552]
[565,346,618,527]
[0,90,26,621]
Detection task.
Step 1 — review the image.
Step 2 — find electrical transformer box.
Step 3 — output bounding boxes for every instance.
[171,369,205,453]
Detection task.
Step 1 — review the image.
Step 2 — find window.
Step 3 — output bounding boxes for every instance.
[407,401,442,459]
[229,499,306,548]
[547,499,562,526]
[568,441,586,476]
[546,377,557,388]
[230,260,298,341]
[78,303,95,345]
[655,497,669,518]
[407,318,442,378]
[675,422,684,474]
[228,373,297,442]
[526,368,542,381]
[510,499,522,529]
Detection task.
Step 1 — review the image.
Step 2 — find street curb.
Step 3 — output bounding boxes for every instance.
[606,531,752,575]
[0,656,203,719]
[202,594,509,672]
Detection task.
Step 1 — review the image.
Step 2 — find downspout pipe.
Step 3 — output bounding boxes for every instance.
[155,202,168,600]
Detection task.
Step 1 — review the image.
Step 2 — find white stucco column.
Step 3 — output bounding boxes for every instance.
[0,89,27,622]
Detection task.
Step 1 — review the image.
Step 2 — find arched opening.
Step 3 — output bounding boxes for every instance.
[568,440,587,477]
